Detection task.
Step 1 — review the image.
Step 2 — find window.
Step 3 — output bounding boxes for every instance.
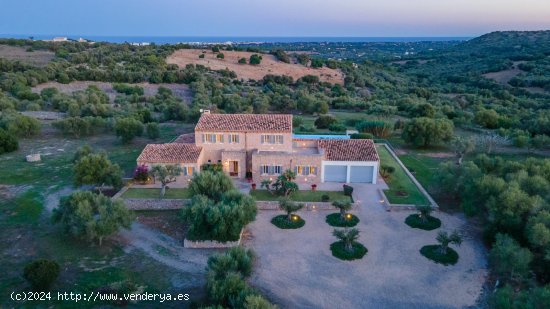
[203,133,224,143]
[182,166,195,176]
[261,134,284,145]
[295,165,318,176]
[229,133,239,144]
[260,165,282,175]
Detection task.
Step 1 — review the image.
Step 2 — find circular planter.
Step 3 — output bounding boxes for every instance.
[330,241,368,261]
[420,245,459,265]
[271,214,305,229]
[405,214,441,231]
[326,213,360,227]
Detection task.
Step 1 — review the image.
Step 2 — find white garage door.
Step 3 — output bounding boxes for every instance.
[324,165,347,182]
[349,166,374,183]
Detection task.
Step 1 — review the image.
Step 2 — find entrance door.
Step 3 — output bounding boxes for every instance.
[229,161,239,177]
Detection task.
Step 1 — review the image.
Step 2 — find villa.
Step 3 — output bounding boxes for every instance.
[137,112,380,186]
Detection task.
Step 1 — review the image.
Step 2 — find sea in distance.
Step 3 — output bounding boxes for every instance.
[2,34,471,44]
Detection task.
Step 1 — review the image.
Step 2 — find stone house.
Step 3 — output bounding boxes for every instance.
[137,112,379,186]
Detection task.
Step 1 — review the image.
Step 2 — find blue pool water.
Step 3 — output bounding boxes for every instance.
[293,134,350,140]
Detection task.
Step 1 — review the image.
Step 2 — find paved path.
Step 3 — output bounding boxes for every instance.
[246,184,487,309]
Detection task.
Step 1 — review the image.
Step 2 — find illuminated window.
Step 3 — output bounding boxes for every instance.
[295,165,317,176]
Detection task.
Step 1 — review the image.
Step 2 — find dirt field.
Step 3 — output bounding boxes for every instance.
[167,49,344,84]
[0,44,55,66]
[31,81,192,102]
[482,61,525,85]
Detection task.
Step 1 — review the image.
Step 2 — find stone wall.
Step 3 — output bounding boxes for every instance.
[183,229,244,248]
[122,198,190,210]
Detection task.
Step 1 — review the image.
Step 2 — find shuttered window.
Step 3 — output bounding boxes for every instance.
[260,165,282,175]
[260,134,284,145]
[295,165,318,176]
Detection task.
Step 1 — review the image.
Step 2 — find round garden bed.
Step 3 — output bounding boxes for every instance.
[326,213,359,227]
[405,214,441,231]
[330,241,368,261]
[271,214,305,229]
[420,245,459,265]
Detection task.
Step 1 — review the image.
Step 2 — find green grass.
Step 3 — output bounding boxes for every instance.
[376,145,430,206]
[250,190,351,202]
[325,213,360,227]
[330,241,368,261]
[121,188,191,199]
[2,190,43,225]
[405,214,441,231]
[420,245,459,266]
[271,214,305,229]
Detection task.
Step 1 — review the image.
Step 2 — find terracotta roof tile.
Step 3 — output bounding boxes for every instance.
[137,143,201,163]
[173,133,195,144]
[318,139,379,162]
[195,113,292,132]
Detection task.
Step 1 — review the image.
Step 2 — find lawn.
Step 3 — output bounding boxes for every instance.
[250,190,351,203]
[121,188,191,199]
[376,145,430,206]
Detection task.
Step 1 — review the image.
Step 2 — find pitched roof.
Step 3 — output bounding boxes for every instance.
[318,139,379,162]
[173,133,195,144]
[137,143,202,163]
[195,113,292,132]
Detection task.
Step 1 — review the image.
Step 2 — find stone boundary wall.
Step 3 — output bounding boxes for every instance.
[375,143,439,209]
[256,200,358,211]
[184,230,244,248]
[122,198,190,210]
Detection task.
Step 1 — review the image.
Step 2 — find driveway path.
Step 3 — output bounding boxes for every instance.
[246,184,487,309]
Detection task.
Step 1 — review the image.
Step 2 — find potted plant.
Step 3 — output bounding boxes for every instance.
[311,184,317,191]
[251,183,257,190]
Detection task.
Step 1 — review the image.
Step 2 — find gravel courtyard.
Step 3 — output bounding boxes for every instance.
[245,184,487,309]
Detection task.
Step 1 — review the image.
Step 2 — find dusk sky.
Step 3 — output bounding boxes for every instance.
[1,0,550,37]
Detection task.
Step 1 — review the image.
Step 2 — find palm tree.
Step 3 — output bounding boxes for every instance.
[416,205,434,224]
[333,228,360,253]
[278,197,303,222]
[436,230,462,255]
[332,199,353,220]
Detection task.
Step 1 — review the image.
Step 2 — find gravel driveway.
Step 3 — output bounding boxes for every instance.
[245,184,487,309]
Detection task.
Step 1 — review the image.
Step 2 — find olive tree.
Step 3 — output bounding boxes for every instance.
[150,164,182,198]
[332,199,353,220]
[278,198,304,222]
[52,191,133,246]
[73,153,122,192]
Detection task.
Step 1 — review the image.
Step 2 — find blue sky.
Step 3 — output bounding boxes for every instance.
[1,0,549,37]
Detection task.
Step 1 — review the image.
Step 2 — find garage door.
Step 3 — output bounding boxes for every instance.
[350,166,374,183]
[324,165,347,182]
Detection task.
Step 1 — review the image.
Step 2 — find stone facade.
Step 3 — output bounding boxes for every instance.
[251,148,324,185]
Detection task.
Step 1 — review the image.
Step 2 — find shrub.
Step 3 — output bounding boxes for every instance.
[271,214,305,229]
[314,115,337,129]
[420,245,459,265]
[249,54,262,65]
[145,122,160,140]
[356,120,393,138]
[329,123,346,132]
[133,164,149,182]
[217,53,225,59]
[292,116,304,127]
[199,54,205,59]
[330,241,367,261]
[189,170,234,202]
[350,133,374,139]
[326,213,359,227]
[343,184,354,197]
[321,194,330,202]
[238,57,247,64]
[115,117,144,144]
[0,128,18,154]
[310,58,324,68]
[23,259,60,291]
[401,117,454,148]
[113,83,144,96]
[405,214,441,230]
[380,165,396,178]
[207,247,255,279]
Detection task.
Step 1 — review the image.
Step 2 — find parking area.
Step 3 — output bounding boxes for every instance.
[245,184,487,309]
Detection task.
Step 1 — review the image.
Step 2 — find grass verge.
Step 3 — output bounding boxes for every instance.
[271,215,305,229]
[330,241,368,261]
[376,145,430,205]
